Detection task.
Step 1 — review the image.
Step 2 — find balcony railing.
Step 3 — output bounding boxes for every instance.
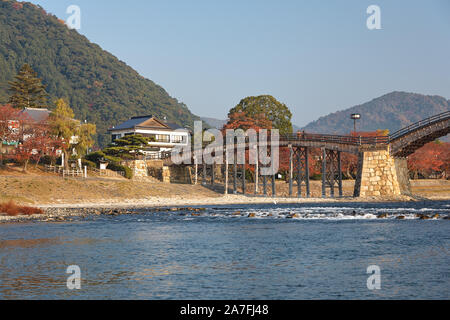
[148,137,186,144]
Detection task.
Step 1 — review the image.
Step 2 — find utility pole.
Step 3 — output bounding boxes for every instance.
[85,119,89,156]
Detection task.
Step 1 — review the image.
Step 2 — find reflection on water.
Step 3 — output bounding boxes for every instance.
[133,265,183,280]
[0,238,63,249]
[0,238,108,249]
[0,201,449,299]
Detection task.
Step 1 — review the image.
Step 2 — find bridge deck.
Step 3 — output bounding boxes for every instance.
[179,111,450,163]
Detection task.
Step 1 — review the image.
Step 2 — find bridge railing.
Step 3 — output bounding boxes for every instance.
[389,111,450,142]
[199,132,389,149]
[280,133,389,145]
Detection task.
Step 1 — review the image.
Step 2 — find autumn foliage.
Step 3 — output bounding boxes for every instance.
[222,111,273,132]
[0,201,44,216]
[0,104,20,142]
[0,104,63,171]
[408,141,450,179]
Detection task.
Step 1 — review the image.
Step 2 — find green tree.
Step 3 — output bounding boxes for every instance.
[102,134,154,159]
[49,99,77,168]
[75,122,97,157]
[0,1,203,148]
[228,95,293,134]
[8,64,48,109]
[49,98,96,167]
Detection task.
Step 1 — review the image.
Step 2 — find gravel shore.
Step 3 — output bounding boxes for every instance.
[0,193,424,223]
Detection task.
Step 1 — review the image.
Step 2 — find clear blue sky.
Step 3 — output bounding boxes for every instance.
[29,0,450,126]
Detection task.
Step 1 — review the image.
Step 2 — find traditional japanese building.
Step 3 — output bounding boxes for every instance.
[1,108,52,155]
[108,115,190,158]
[19,107,51,123]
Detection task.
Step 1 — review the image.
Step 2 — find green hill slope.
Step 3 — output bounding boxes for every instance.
[0,0,200,147]
[302,91,450,135]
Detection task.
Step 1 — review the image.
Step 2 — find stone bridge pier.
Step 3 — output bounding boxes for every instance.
[353,147,411,197]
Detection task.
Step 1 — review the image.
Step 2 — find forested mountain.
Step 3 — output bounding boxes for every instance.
[302,92,450,135]
[200,117,227,130]
[0,0,201,147]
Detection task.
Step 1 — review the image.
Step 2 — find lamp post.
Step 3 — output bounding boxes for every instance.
[350,113,361,133]
[84,119,89,156]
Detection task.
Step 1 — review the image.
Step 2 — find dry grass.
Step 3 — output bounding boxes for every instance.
[0,163,448,205]
[0,175,220,206]
[0,163,56,176]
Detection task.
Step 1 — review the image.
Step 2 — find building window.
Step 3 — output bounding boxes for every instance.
[155,135,170,143]
[172,135,186,143]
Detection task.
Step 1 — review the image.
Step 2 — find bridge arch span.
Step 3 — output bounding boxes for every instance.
[389,111,450,158]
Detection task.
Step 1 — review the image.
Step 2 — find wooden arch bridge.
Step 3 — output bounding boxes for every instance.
[195,111,450,198]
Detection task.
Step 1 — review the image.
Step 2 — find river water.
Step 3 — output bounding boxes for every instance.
[0,201,449,300]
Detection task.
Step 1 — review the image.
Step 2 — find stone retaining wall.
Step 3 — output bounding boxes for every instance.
[354,148,402,197]
[120,159,193,184]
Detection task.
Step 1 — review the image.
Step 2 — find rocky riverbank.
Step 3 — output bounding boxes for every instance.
[1,195,449,224]
[0,206,209,223]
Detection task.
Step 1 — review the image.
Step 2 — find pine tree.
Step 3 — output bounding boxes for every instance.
[8,64,48,109]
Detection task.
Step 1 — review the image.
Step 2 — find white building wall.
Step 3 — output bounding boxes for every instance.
[110,128,189,149]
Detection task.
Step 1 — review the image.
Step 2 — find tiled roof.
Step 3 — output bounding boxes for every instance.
[109,115,190,132]
[20,108,51,123]
[109,116,153,131]
[166,122,188,131]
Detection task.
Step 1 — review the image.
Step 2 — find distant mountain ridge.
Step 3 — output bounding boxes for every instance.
[0,0,201,147]
[302,92,450,135]
[202,92,449,137]
[200,117,227,130]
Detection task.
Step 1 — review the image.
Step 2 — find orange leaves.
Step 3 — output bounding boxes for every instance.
[351,129,389,137]
[408,141,449,178]
[0,104,21,143]
[0,201,44,216]
[12,3,24,10]
[223,111,272,132]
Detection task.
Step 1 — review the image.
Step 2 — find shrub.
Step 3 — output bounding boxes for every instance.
[107,162,133,179]
[0,201,19,216]
[245,169,254,182]
[122,165,133,179]
[20,206,44,216]
[1,157,17,165]
[40,155,54,165]
[104,155,122,163]
[310,173,322,181]
[85,151,106,164]
[120,153,136,160]
[0,201,44,216]
[81,159,97,169]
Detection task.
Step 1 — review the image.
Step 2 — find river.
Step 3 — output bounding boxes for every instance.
[0,201,449,299]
